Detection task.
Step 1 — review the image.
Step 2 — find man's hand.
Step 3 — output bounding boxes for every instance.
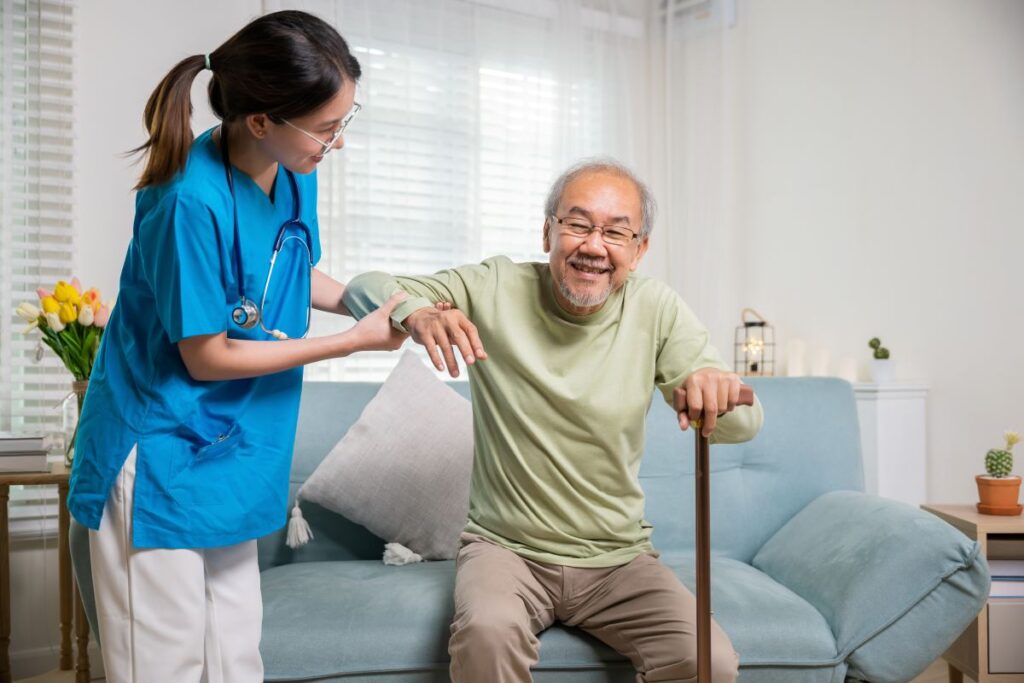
[673,368,745,437]
[404,306,487,378]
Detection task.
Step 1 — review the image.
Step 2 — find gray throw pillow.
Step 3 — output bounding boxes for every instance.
[292,350,474,560]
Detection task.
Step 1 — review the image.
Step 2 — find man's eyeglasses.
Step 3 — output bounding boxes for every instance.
[283,102,362,157]
[550,216,639,247]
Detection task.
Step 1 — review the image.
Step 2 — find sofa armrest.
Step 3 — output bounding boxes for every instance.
[751,490,989,681]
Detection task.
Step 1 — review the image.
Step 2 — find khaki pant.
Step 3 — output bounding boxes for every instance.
[448,533,739,683]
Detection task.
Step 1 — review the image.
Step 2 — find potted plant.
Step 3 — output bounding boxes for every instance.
[867,337,893,383]
[976,431,1022,515]
[16,277,112,466]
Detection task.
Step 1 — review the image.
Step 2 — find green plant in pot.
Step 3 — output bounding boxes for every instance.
[976,431,1021,516]
[867,337,893,383]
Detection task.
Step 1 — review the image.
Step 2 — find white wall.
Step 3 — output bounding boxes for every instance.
[76,0,262,296]
[731,0,1024,502]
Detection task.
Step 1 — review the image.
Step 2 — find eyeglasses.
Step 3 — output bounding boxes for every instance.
[282,101,362,157]
[550,216,639,247]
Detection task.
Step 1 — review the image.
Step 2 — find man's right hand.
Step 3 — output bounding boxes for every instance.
[404,306,487,378]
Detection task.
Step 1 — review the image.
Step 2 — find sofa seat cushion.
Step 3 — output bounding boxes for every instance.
[658,555,840,668]
[260,557,840,680]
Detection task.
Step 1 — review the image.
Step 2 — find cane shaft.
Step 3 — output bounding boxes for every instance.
[678,384,755,682]
[695,429,712,681]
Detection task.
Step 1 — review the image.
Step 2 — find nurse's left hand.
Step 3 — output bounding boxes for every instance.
[348,291,410,353]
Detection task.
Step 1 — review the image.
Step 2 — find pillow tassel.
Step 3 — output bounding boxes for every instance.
[286,498,313,548]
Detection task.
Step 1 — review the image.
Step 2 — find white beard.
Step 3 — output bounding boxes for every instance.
[558,276,613,309]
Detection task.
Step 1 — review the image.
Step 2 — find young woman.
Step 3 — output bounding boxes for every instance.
[66,11,425,682]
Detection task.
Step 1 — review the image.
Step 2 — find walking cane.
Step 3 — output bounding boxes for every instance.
[674,384,755,682]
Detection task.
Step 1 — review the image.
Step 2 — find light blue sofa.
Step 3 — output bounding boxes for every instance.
[72,376,989,682]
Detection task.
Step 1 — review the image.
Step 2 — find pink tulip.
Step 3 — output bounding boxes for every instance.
[94,303,111,328]
[37,287,53,300]
[70,276,82,292]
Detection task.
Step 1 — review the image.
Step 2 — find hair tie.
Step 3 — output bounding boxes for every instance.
[204,53,212,71]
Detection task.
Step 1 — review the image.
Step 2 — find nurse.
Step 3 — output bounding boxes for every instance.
[67,10,477,683]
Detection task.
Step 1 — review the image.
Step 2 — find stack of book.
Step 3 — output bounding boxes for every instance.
[987,558,1024,673]
[0,433,51,473]
[990,559,1024,598]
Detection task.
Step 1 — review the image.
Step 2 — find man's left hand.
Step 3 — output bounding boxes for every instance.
[673,368,745,437]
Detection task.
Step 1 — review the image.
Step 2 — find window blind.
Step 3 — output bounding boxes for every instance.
[0,0,75,526]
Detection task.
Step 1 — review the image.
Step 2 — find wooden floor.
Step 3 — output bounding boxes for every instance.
[913,658,975,683]
[16,658,970,683]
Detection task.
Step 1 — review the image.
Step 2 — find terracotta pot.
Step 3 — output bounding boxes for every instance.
[976,474,1022,515]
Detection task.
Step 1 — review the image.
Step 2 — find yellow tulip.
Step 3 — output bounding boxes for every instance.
[41,296,60,314]
[53,281,71,302]
[58,302,77,324]
[54,280,81,306]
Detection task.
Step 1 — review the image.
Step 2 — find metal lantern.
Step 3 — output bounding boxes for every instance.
[734,308,774,376]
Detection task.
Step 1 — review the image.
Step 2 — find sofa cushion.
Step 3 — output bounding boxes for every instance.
[259,558,841,681]
[752,491,990,681]
[296,351,474,560]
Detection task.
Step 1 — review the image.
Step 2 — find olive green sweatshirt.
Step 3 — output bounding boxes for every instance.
[342,256,763,567]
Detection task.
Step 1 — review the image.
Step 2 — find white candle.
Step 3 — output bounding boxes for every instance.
[786,338,806,377]
[811,348,831,376]
[837,356,858,383]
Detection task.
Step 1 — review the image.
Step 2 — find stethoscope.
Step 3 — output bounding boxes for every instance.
[220,125,313,340]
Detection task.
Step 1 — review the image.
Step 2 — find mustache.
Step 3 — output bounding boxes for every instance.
[567,255,614,272]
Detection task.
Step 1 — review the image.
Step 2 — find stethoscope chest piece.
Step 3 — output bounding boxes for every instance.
[232,298,260,329]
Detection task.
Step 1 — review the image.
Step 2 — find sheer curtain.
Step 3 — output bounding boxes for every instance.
[643,0,743,356]
[263,0,652,380]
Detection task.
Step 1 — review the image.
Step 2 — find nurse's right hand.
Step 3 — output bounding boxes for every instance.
[347,291,410,353]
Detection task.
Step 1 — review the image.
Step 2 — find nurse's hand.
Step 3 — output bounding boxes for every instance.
[404,306,487,378]
[348,291,410,353]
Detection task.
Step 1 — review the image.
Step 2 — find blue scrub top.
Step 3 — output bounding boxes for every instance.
[68,127,322,549]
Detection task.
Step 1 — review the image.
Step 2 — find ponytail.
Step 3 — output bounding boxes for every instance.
[130,54,207,190]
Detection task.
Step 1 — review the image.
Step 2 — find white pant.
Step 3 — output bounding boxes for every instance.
[88,446,264,683]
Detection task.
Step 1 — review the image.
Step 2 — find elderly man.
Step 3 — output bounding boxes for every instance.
[341,159,763,683]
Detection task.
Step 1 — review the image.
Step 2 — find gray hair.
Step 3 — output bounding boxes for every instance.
[544,157,657,240]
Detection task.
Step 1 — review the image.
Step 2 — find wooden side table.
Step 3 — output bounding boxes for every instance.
[922,504,1024,683]
[0,463,90,683]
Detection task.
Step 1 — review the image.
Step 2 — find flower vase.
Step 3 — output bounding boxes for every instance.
[63,379,89,468]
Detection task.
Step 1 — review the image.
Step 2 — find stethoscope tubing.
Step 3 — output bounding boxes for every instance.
[219,125,313,339]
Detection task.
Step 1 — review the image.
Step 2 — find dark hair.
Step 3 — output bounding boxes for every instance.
[131,10,361,189]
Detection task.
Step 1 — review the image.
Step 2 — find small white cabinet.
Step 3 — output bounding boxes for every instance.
[853,382,929,505]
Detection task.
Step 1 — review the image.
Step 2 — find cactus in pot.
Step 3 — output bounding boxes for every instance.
[986,432,1018,478]
[977,431,1022,516]
[868,337,890,359]
[867,337,894,383]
